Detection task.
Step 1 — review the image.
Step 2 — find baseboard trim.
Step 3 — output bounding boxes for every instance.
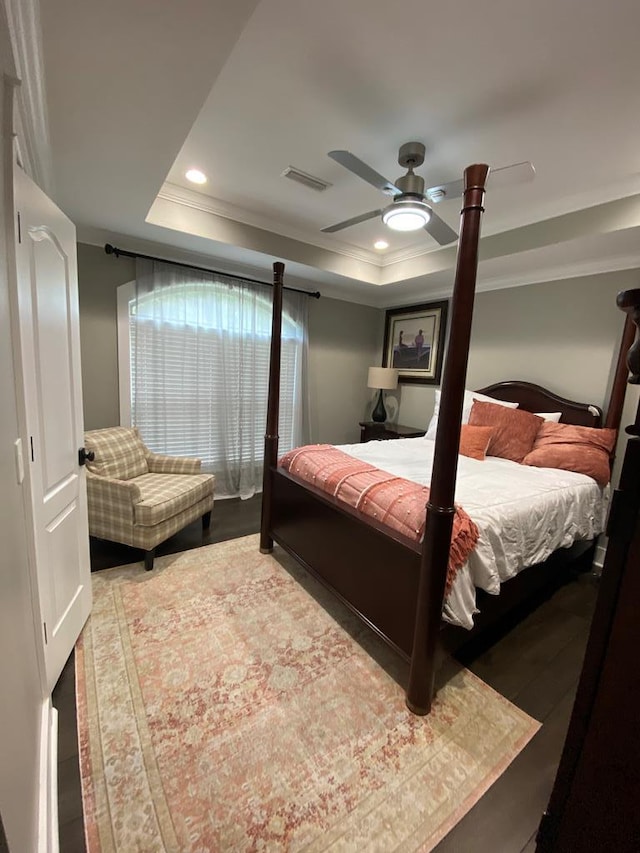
[593,541,607,572]
[38,699,59,853]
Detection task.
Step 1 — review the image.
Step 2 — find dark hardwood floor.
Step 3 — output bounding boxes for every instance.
[53,496,597,852]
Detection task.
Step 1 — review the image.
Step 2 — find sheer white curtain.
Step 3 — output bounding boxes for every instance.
[130,258,309,498]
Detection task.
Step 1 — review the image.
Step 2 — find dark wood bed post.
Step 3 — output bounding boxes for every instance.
[259,261,285,554]
[618,289,640,385]
[406,164,490,715]
[604,313,636,430]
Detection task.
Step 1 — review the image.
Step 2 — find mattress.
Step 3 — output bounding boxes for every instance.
[337,437,608,629]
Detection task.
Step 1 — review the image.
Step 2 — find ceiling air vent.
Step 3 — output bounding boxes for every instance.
[281,166,332,193]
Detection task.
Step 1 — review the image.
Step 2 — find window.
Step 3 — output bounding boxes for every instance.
[117,270,308,498]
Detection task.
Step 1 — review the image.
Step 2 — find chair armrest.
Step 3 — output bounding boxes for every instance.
[146,453,202,474]
[86,471,141,525]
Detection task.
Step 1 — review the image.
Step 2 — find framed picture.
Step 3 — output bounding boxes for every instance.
[382,300,448,385]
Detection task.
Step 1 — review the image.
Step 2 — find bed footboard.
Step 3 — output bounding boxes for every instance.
[271,469,421,658]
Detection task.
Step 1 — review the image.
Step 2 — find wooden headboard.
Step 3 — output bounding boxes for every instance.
[477,381,603,428]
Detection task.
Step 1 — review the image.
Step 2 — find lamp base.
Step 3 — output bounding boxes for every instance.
[371,389,387,423]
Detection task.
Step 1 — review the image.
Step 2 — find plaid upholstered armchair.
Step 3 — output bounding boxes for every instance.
[84,427,215,570]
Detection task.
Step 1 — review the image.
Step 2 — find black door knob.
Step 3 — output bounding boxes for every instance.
[78,447,95,466]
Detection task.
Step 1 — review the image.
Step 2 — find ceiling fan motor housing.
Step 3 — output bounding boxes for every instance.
[395,172,425,196]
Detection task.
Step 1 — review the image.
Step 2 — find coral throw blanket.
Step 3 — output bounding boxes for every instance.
[279,444,479,595]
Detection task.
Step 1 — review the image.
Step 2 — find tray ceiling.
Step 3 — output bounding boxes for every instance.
[42,0,640,305]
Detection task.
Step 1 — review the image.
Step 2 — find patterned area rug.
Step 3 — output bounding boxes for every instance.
[77,534,540,852]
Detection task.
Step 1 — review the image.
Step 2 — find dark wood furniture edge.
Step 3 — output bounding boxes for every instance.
[359,421,426,441]
[617,287,640,385]
[604,312,635,429]
[536,288,640,851]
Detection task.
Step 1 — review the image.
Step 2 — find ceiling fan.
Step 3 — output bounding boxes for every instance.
[322,142,535,245]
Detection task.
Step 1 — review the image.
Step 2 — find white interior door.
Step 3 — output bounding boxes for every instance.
[14,165,91,692]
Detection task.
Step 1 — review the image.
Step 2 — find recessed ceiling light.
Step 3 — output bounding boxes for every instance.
[374,239,389,250]
[185,168,207,185]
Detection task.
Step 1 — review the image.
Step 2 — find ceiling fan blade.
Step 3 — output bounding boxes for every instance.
[328,151,402,197]
[487,160,536,189]
[321,208,383,233]
[424,161,535,203]
[424,209,458,245]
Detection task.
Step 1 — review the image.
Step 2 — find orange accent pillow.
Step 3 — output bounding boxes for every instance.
[468,400,544,463]
[459,425,495,460]
[523,422,617,486]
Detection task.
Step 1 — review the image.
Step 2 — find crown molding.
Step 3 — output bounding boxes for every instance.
[480,175,640,237]
[4,0,53,194]
[378,240,445,267]
[475,252,640,294]
[375,251,640,309]
[157,182,381,267]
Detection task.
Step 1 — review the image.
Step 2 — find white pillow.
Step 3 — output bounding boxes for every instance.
[535,412,562,422]
[425,389,519,440]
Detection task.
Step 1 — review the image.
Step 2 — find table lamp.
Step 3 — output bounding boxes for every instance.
[367,366,399,423]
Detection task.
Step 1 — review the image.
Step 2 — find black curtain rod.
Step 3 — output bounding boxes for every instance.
[104,244,321,299]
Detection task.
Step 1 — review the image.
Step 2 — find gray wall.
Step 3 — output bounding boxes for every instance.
[308,296,382,444]
[396,270,640,430]
[77,243,134,429]
[77,242,382,443]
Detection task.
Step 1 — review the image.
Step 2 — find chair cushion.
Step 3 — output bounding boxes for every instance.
[133,473,215,526]
[85,427,149,480]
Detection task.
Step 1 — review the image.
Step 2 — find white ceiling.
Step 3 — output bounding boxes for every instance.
[41,0,640,306]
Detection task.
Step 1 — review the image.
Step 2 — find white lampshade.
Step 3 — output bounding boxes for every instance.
[368,366,398,390]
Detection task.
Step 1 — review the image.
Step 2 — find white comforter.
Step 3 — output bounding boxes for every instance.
[337,437,607,629]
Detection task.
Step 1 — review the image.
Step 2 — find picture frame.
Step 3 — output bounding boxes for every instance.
[382,300,448,385]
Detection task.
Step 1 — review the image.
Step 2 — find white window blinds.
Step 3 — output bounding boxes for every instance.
[125,259,308,499]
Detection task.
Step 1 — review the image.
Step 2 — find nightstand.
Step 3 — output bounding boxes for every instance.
[359,422,426,443]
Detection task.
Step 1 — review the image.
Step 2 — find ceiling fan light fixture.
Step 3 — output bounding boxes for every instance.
[382,200,431,232]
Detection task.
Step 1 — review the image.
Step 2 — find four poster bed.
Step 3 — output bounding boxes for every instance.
[259,165,631,716]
